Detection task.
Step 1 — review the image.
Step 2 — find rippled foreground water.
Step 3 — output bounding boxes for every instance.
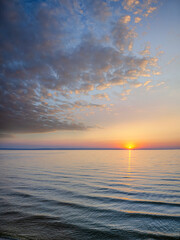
[0,150,179,240]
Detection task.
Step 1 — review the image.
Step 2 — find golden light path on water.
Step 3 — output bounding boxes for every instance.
[128,149,131,173]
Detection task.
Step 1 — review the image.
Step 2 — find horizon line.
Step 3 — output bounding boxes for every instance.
[0,147,179,151]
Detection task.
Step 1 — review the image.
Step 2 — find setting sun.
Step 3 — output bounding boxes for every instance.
[126,144,135,149]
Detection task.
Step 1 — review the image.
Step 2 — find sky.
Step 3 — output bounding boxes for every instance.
[0,0,180,149]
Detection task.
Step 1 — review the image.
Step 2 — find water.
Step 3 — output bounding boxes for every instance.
[0,150,179,240]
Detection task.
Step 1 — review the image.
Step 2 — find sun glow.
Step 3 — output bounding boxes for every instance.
[125,143,135,149]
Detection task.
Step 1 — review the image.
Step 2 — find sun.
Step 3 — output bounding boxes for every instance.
[125,143,135,149]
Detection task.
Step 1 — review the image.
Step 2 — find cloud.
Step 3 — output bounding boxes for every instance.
[167,56,177,65]
[121,89,132,96]
[0,133,14,139]
[120,88,132,100]
[144,6,157,17]
[112,20,137,51]
[140,43,151,55]
[156,81,165,87]
[123,0,158,18]
[92,93,110,100]
[122,0,140,11]
[134,16,141,23]
[0,0,160,134]
[153,71,161,75]
[120,15,131,24]
[131,82,143,88]
[87,0,112,20]
[144,80,151,86]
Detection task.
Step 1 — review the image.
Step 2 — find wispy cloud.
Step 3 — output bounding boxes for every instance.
[134,16,141,23]
[92,93,110,100]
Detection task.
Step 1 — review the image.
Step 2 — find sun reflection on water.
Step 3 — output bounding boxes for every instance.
[128,149,131,173]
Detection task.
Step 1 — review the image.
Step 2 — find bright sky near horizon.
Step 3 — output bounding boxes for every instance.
[0,0,180,149]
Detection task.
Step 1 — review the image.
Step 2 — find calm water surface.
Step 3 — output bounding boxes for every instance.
[0,150,179,240]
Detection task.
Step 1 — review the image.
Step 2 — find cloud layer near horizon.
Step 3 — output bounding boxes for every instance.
[0,0,159,134]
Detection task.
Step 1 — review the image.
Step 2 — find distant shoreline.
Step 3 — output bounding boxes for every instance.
[0,148,179,150]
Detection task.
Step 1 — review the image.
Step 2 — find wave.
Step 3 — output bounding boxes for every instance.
[0,150,180,240]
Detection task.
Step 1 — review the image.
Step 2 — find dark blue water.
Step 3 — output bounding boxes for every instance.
[0,150,179,240]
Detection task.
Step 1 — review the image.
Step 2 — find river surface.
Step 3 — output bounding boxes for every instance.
[0,150,179,240]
